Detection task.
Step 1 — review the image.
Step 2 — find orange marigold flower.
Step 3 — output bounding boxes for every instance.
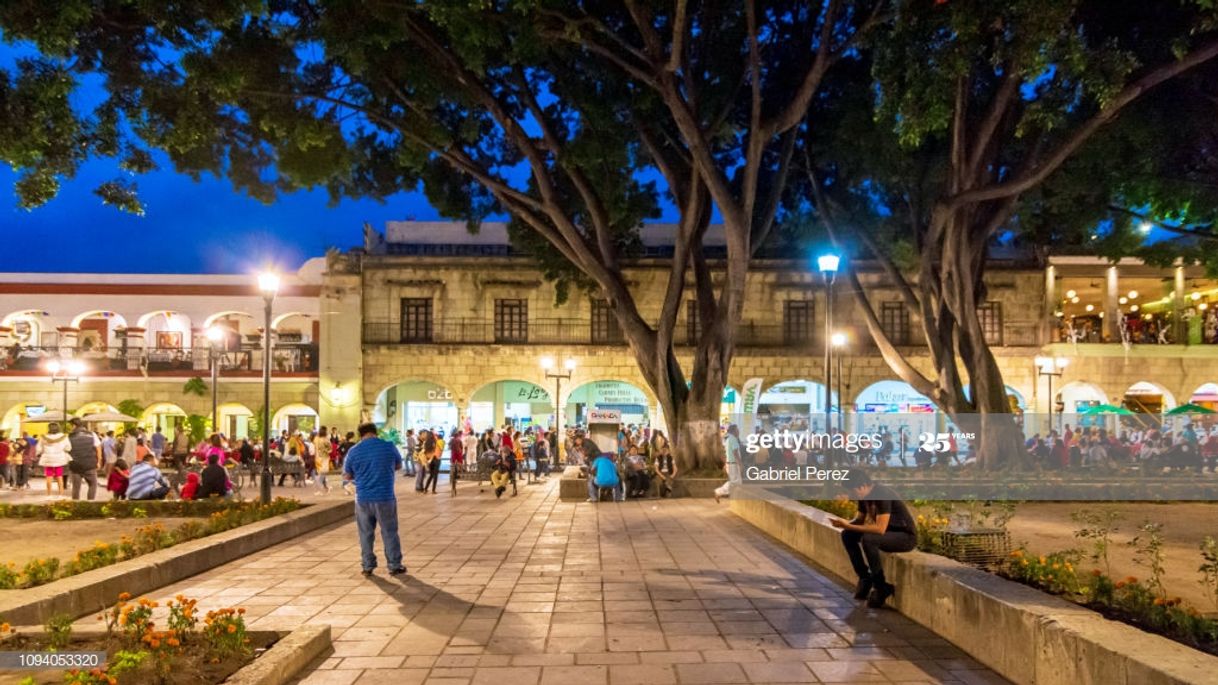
[237,608,246,615]
[118,592,132,601]
[1115,581,1127,589]
[1124,576,1138,584]
[227,624,237,634]
[1153,598,1166,606]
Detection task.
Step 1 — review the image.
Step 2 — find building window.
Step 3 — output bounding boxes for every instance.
[783,301,814,345]
[686,300,702,343]
[978,301,1003,345]
[880,301,910,345]
[494,298,529,343]
[591,299,623,344]
[399,298,433,343]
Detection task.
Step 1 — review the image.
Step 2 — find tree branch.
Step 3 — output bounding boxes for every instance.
[952,38,1218,206]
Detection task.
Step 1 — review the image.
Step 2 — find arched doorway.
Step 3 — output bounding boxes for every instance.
[216,403,255,439]
[963,383,1027,412]
[1190,382,1218,411]
[564,381,651,428]
[1122,381,1177,414]
[142,402,188,435]
[1,402,56,437]
[469,380,551,432]
[137,311,192,351]
[71,311,127,352]
[758,379,838,432]
[271,403,319,436]
[2,310,46,348]
[852,380,939,462]
[373,381,457,438]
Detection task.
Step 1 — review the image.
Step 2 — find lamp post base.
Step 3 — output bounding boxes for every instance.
[260,471,272,505]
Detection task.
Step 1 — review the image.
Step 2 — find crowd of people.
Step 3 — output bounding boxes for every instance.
[1024,422,1218,471]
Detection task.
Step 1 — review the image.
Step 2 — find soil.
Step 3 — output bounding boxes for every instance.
[998,502,1218,614]
[0,632,279,685]
[0,518,193,568]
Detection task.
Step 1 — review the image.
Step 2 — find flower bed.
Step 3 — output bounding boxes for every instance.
[0,594,274,685]
[0,500,265,521]
[0,500,302,591]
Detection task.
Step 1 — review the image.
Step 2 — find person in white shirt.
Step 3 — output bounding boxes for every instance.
[37,423,71,497]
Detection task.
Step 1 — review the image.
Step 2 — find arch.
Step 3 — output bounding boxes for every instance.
[137,311,193,349]
[216,402,254,439]
[1122,381,1177,413]
[1,401,55,437]
[74,401,119,417]
[564,379,652,429]
[963,383,1027,410]
[271,312,313,332]
[142,402,188,434]
[372,380,457,437]
[203,311,253,328]
[1057,381,1108,414]
[2,310,47,346]
[69,310,127,329]
[1189,382,1218,410]
[271,403,319,436]
[849,380,940,460]
[757,379,839,431]
[468,379,551,432]
[71,311,127,351]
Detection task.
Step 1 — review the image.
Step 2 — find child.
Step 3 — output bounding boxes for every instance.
[179,471,201,501]
[491,460,511,499]
[106,458,130,500]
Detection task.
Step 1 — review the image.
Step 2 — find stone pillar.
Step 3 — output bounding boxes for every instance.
[122,328,146,370]
[56,327,79,356]
[1043,264,1057,344]
[1174,266,1186,344]
[320,270,364,431]
[1104,266,1120,342]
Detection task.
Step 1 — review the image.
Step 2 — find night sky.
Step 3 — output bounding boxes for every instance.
[1,157,443,275]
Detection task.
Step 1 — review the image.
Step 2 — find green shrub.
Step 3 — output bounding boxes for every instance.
[45,614,73,651]
[21,558,59,587]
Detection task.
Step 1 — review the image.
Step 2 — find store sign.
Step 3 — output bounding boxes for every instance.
[427,389,453,400]
[589,382,647,405]
[588,409,622,424]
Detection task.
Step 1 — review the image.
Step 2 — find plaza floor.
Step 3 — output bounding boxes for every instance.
[77,477,1008,685]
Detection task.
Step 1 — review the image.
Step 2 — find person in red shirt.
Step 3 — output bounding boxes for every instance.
[0,435,10,487]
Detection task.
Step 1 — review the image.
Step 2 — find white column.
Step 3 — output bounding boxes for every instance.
[1105,266,1120,342]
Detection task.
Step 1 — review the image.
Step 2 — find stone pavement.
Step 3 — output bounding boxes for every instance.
[108,477,1009,685]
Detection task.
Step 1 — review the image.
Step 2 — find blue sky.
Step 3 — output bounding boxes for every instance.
[1,157,443,274]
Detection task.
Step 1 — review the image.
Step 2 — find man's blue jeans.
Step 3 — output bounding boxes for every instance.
[587,477,624,501]
[355,500,403,571]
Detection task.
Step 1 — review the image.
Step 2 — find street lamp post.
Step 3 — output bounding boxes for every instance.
[46,359,86,421]
[1035,356,1069,435]
[818,254,840,435]
[541,356,576,463]
[257,272,280,504]
[831,332,847,433]
[206,326,223,437]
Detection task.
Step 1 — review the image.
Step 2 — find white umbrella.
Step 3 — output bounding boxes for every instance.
[81,412,140,423]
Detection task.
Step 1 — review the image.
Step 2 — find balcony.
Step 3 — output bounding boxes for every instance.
[363,316,1047,351]
[0,344,319,376]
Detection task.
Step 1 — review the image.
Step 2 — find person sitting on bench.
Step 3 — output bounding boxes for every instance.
[586,452,623,502]
[828,468,917,608]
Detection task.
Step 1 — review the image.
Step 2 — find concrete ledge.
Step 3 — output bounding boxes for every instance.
[558,467,723,501]
[227,624,332,685]
[730,487,1218,685]
[0,500,352,626]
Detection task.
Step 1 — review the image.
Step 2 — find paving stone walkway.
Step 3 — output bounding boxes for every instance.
[122,478,1009,685]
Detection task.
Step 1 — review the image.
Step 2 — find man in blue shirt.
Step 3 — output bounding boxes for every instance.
[586,452,623,502]
[343,423,406,577]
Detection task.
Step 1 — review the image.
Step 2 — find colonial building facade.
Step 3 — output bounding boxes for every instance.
[5,222,1217,441]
